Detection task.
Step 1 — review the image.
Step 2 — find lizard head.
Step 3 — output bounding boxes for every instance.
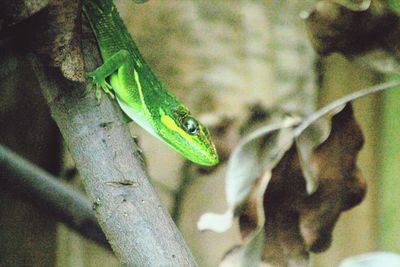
[157,107,219,166]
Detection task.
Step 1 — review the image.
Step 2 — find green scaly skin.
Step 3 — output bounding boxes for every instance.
[83,0,219,166]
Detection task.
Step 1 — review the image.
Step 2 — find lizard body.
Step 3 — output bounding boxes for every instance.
[83,0,218,166]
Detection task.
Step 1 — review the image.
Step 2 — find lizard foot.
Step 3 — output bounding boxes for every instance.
[86,71,115,103]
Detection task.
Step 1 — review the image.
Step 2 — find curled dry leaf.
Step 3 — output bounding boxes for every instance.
[229,104,366,267]
[197,116,301,233]
[304,0,400,73]
[199,81,400,266]
[295,79,400,193]
[294,104,345,194]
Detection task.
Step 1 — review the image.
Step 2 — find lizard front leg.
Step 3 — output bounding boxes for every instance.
[86,49,130,102]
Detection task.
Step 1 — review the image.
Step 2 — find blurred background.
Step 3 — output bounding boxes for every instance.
[0,0,399,266]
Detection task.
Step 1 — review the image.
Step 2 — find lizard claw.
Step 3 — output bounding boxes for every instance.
[86,71,115,103]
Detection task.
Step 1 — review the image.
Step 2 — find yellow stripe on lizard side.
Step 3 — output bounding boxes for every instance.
[133,70,143,100]
[133,69,150,116]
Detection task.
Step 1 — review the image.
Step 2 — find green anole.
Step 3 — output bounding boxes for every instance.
[83,0,219,166]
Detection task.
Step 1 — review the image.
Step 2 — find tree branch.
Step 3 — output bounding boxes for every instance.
[27,7,197,267]
[0,144,110,250]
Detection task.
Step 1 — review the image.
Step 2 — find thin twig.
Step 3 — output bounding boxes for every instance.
[295,79,400,135]
[0,144,110,250]
[171,161,195,225]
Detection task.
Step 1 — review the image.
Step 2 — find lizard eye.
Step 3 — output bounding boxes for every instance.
[182,117,199,135]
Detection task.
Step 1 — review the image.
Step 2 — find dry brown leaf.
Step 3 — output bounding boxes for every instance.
[304,0,400,73]
[235,104,366,266]
[198,116,300,234]
[200,80,399,267]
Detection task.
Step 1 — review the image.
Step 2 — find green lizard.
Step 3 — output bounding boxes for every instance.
[83,0,219,166]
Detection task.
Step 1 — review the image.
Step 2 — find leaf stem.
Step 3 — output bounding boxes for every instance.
[295,79,400,135]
